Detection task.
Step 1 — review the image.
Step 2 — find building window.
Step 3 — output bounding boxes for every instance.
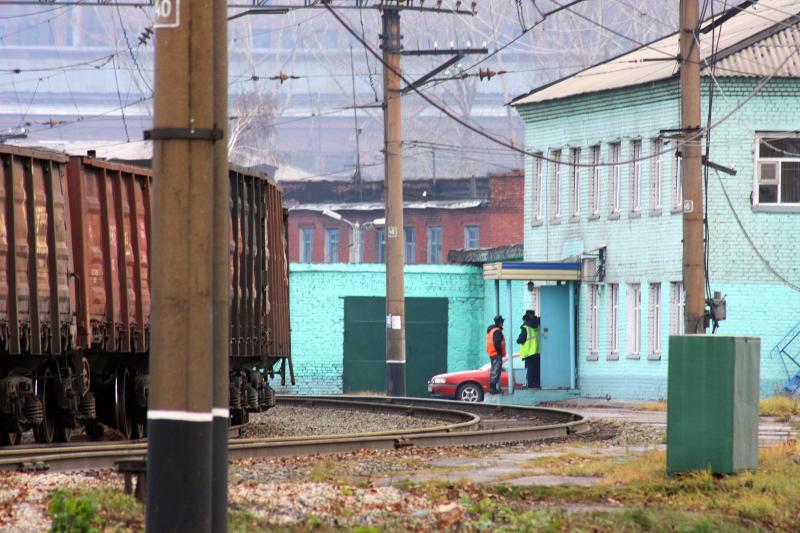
[550,149,562,221]
[300,226,314,263]
[569,147,581,220]
[630,140,642,214]
[464,225,479,249]
[609,142,621,216]
[376,228,386,263]
[324,228,339,263]
[650,139,665,213]
[350,226,363,263]
[427,226,442,264]
[627,283,641,358]
[608,283,619,360]
[531,153,544,223]
[670,282,685,335]
[755,134,800,206]
[649,283,662,360]
[404,226,415,265]
[587,285,600,360]
[589,145,601,218]
[672,147,682,211]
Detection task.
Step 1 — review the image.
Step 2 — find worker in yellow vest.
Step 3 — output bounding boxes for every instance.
[517,310,541,389]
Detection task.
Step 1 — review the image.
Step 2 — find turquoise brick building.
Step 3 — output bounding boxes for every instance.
[510,2,800,400]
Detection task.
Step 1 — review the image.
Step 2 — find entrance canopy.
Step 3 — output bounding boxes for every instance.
[483,261,581,281]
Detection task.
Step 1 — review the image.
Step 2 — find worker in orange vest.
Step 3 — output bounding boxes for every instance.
[486,315,506,394]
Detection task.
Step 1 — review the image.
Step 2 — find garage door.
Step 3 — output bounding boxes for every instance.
[343,297,448,397]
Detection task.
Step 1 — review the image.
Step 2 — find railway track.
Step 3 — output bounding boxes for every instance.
[0,396,588,472]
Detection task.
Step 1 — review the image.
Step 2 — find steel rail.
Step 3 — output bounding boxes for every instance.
[0,396,587,472]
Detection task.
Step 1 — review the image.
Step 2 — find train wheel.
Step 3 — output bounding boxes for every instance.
[0,428,22,446]
[115,367,133,440]
[33,370,55,444]
[54,423,72,443]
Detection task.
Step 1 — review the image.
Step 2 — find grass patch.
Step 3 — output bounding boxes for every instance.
[634,401,667,412]
[759,396,800,420]
[49,487,143,532]
[635,396,800,421]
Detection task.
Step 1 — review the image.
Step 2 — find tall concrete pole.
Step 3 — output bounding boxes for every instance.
[382,8,406,396]
[679,0,706,334]
[211,1,230,531]
[147,1,216,530]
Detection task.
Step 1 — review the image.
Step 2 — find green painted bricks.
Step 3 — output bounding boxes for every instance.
[667,335,760,474]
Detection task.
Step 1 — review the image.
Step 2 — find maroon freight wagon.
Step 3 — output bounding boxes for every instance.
[0,146,291,444]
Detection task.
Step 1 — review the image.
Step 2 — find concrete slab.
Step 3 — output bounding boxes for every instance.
[500,475,599,487]
[483,388,580,406]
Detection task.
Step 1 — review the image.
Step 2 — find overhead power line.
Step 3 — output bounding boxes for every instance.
[323,0,800,169]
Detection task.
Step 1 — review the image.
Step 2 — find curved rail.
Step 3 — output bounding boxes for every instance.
[0,396,588,472]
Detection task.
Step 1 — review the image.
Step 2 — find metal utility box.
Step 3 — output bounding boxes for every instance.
[667,335,760,475]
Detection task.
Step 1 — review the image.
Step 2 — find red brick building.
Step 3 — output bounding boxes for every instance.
[283,170,523,264]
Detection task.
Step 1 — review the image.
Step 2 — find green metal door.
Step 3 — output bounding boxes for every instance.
[406,298,448,397]
[343,297,386,394]
[343,297,448,397]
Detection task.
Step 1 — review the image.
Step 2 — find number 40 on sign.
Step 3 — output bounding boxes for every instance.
[154,0,181,29]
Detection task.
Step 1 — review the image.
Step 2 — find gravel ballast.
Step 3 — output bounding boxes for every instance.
[239,405,451,439]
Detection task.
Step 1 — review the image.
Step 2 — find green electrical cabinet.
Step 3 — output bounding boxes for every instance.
[667,335,760,475]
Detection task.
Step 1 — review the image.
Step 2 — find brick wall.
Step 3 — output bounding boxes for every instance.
[517,77,800,400]
[285,172,524,264]
[274,263,485,395]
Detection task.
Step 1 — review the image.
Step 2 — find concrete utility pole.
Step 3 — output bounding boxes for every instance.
[211,0,230,531]
[679,0,706,334]
[382,7,406,396]
[147,1,218,530]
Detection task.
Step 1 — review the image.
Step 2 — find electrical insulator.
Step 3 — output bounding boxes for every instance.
[479,68,497,81]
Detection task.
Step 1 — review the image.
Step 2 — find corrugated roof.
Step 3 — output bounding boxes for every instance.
[288,200,484,212]
[511,0,800,107]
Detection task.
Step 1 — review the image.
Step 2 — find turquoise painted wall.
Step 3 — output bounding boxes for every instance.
[517,78,800,400]
[276,263,485,394]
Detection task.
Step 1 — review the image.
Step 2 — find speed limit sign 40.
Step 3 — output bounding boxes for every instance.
[154,0,180,29]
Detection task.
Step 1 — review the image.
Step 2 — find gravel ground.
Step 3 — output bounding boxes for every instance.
[0,415,666,530]
[239,405,451,438]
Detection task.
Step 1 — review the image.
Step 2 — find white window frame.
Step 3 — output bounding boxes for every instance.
[609,142,621,217]
[531,153,544,223]
[324,227,339,263]
[650,138,664,213]
[608,283,619,360]
[570,147,581,220]
[464,225,479,249]
[589,145,601,218]
[753,133,800,209]
[648,283,662,360]
[626,283,641,358]
[550,150,562,221]
[299,225,314,263]
[670,282,685,335]
[672,148,683,212]
[427,225,442,264]
[587,284,600,360]
[630,140,642,214]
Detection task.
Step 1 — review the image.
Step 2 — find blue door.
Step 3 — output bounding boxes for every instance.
[540,285,573,388]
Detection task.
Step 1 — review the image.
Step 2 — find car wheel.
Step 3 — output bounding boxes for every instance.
[457,383,483,403]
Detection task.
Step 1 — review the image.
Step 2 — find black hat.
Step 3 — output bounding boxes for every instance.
[493,315,504,325]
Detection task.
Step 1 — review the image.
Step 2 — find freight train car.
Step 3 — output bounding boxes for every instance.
[0,146,292,445]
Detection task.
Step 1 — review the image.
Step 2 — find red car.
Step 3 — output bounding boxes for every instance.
[427,355,524,402]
